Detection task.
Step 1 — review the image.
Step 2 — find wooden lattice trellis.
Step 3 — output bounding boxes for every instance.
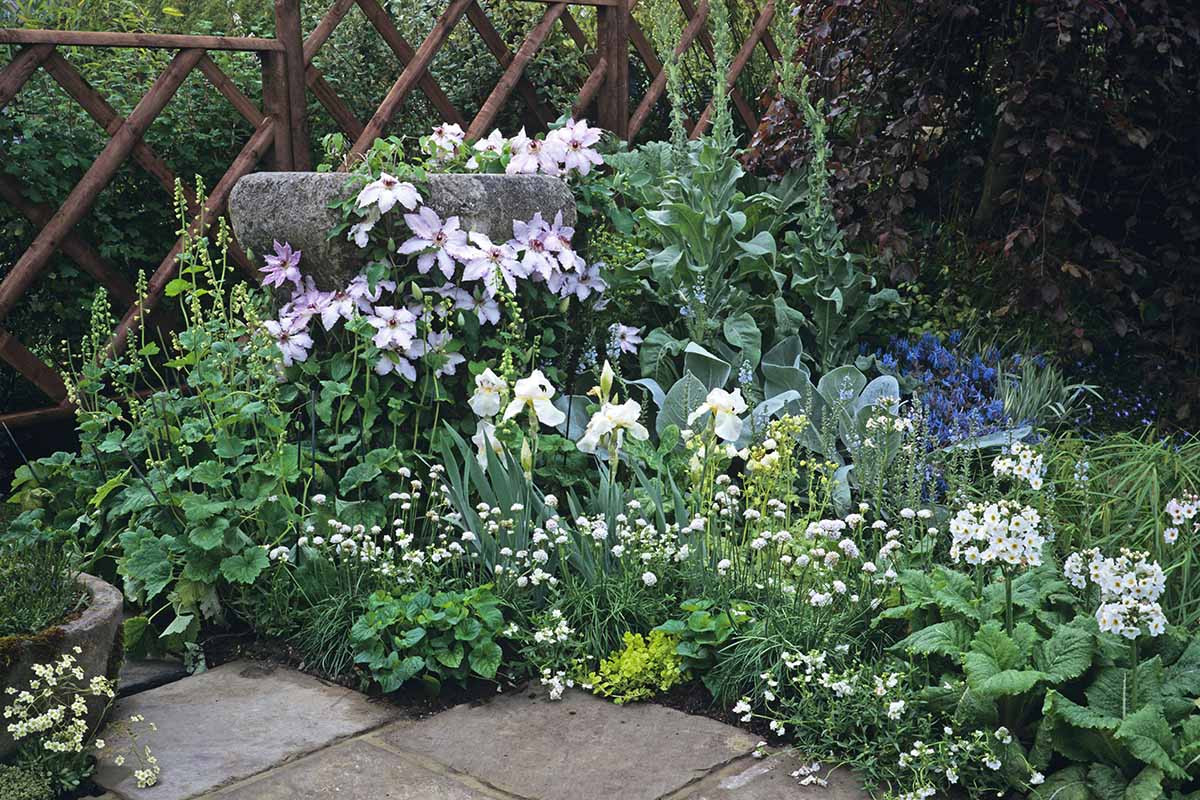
[0,0,781,427]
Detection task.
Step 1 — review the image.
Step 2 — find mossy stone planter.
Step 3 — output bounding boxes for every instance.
[0,574,124,758]
[228,171,577,292]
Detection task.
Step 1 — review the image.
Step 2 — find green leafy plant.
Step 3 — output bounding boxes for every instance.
[350,585,507,694]
[0,764,53,800]
[654,598,748,680]
[586,629,684,704]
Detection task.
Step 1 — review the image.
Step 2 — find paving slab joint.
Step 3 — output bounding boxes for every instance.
[657,751,764,800]
[361,729,534,800]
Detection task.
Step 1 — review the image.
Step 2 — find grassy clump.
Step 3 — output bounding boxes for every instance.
[0,544,84,638]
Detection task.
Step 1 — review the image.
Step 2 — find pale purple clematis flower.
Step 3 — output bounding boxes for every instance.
[408,331,465,378]
[261,240,302,289]
[367,306,417,350]
[348,210,380,249]
[545,211,578,270]
[430,122,465,157]
[459,232,522,290]
[400,207,467,280]
[264,317,313,366]
[507,128,565,175]
[511,213,559,279]
[455,288,502,326]
[347,273,395,313]
[472,129,506,157]
[375,351,417,381]
[571,262,608,301]
[610,323,643,355]
[280,277,328,329]
[548,118,604,176]
[356,172,422,215]
[320,286,357,331]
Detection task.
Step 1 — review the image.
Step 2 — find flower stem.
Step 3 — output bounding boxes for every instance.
[1004,572,1014,636]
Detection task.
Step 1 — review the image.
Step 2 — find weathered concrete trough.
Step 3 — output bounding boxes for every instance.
[1,573,124,758]
[228,172,576,290]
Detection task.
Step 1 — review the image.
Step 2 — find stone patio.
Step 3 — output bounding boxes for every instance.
[94,660,867,800]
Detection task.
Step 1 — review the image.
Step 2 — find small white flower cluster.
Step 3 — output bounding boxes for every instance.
[892,727,999,800]
[539,667,576,701]
[948,500,1044,568]
[281,469,486,586]
[4,650,160,787]
[1164,494,1198,544]
[533,609,574,645]
[790,761,830,787]
[1064,547,1168,638]
[991,441,1045,491]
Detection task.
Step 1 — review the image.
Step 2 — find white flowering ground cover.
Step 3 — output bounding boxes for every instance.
[5,106,1200,800]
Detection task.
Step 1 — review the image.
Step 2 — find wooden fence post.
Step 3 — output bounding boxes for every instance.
[261,50,293,170]
[274,0,311,170]
[596,0,630,139]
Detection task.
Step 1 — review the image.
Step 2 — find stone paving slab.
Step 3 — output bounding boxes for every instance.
[205,737,502,800]
[679,753,866,800]
[94,660,397,800]
[373,689,761,800]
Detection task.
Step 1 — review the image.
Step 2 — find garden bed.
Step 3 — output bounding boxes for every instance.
[3,93,1199,800]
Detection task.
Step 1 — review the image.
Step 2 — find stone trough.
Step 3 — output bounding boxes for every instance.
[228,172,577,290]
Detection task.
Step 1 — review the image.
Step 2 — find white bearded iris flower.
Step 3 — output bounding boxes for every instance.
[687,387,748,442]
[469,368,507,418]
[576,399,649,455]
[503,369,567,428]
[472,420,504,469]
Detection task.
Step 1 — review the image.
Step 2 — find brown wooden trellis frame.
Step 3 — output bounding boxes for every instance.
[0,0,780,427]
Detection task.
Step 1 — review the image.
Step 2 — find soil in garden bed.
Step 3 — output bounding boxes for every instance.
[654,681,782,744]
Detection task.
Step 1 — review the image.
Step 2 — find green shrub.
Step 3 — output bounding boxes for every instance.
[350,585,506,694]
[0,764,54,800]
[653,598,748,680]
[587,630,684,704]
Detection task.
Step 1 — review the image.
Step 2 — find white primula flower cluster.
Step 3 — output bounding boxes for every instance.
[1164,494,1198,544]
[1064,547,1168,638]
[991,441,1045,491]
[948,500,1044,568]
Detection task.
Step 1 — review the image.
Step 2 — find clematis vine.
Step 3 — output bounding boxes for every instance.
[609,324,643,356]
[548,118,604,176]
[507,127,565,175]
[367,306,418,350]
[263,317,312,366]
